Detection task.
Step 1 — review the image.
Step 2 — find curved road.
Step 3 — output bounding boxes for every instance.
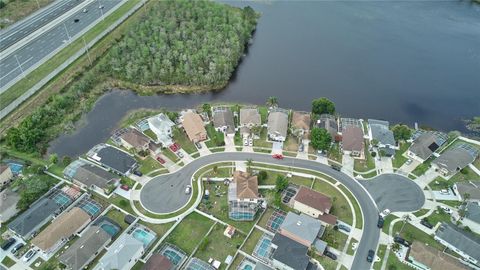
[141,152,382,270]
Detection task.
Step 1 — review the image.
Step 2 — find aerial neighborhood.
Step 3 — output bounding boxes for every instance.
[1,97,479,270]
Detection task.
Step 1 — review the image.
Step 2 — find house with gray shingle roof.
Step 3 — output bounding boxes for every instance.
[64,160,119,195]
[455,182,480,202]
[368,119,397,156]
[432,144,479,176]
[212,107,235,135]
[278,212,326,252]
[462,202,480,235]
[267,109,289,142]
[435,223,480,266]
[407,132,447,163]
[0,188,20,223]
[271,233,310,270]
[93,232,145,270]
[87,144,138,176]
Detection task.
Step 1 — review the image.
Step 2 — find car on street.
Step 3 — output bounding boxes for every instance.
[11,242,24,254]
[156,156,165,164]
[1,238,16,250]
[23,249,37,262]
[185,185,192,194]
[195,142,202,149]
[394,236,410,247]
[337,224,351,232]
[324,250,337,260]
[133,170,143,177]
[272,154,284,159]
[367,249,375,262]
[380,208,391,218]
[377,216,384,229]
[331,164,342,171]
[420,218,433,229]
[82,8,88,13]
[120,184,130,191]
[99,5,104,9]
[74,18,80,23]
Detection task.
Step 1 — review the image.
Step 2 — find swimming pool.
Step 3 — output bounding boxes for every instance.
[159,243,187,268]
[132,228,156,248]
[101,223,120,237]
[53,193,71,206]
[8,163,23,175]
[253,234,273,260]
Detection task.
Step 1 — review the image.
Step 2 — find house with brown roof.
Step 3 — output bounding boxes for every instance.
[32,207,91,257]
[240,108,261,128]
[119,128,150,152]
[291,111,311,138]
[228,171,262,221]
[143,254,173,270]
[182,111,207,142]
[406,242,468,270]
[342,126,364,159]
[293,186,332,218]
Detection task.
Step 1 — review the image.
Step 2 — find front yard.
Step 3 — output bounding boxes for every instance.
[392,142,411,168]
[137,156,163,175]
[173,127,197,154]
[354,141,375,172]
[312,179,353,225]
[253,127,273,149]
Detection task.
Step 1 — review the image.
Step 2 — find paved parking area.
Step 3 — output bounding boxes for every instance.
[360,173,425,212]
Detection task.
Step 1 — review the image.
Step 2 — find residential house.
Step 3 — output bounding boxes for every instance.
[0,188,20,223]
[342,126,364,159]
[267,109,289,142]
[407,132,447,163]
[434,223,480,266]
[278,212,326,253]
[339,118,363,133]
[228,171,262,221]
[0,165,13,187]
[291,111,311,139]
[32,207,91,257]
[59,224,115,270]
[184,258,215,270]
[406,242,468,270]
[143,254,173,270]
[432,144,479,177]
[94,232,146,270]
[317,114,339,141]
[455,182,480,202]
[212,107,235,135]
[240,108,261,129]
[119,128,150,152]
[270,233,310,270]
[147,113,175,147]
[64,160,119,195]
[8,188,76,239]
[87,144,138,176]
[182,111,207,142]
[463,202,480,234]
[293,186,332,218]
[368,119,396,156]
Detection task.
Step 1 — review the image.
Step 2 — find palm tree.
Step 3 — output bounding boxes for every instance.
[202,103,211,117]
[266,96,278,108]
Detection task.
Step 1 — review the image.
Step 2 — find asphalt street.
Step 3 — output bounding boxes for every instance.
[139,152,420,270]
[0,0,87,51]
[0,0,122,89]
[360,174,425,213]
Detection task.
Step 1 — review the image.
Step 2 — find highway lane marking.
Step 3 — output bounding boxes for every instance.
[0,57,33,81]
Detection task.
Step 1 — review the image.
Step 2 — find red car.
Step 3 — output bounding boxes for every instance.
[169,143,180,152]
[156,156,166,164]
[272,154,284,160]
[120,184,130,191]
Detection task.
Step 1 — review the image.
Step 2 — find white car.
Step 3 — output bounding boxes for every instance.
[439,206,452,214]
[243,138,248,146]
[380,209,391,218]
[82,8,88,13]
[406,159,412,165]
[248,137,253,146]
[185,185,192,195]
[440,189,450,195]
[23,249,37,262]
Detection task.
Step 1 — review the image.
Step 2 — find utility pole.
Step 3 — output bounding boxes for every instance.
[83,37,92,66]
[98,0,104,20]
[14,55,25,78]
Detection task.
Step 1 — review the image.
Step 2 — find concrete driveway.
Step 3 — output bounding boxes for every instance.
[360,173,425,212]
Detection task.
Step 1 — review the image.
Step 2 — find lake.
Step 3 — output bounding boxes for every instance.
[48,0,480,157]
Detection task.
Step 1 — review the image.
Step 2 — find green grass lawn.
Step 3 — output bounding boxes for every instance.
[162,148,180,163]
[312,179,353,225]
[386,252,413,270]
[283,134,299,152]
[392,221,444,250]
[1,256,16,267]
[373,244,387,270]
[312,253,338,270]
[328,143,343,164]
[173,127,197,154]
[229,254,245,270]
[354,141,375,172]
[450,167,480,182]
[411,157,434,177]
[258,106,268,124]
[253,127,273,149]
[429,176,451,190]
[346,238,358,255]
[338,185,363,230]
[193,223,245,270]
[234,132,243,146]
[381,214,399,234]
[205,124,225,148]
[392,142,411,168]
[143,129,158,141]
[425,208,452,226]
[290,175,314,187]
[257,207,276,229]
[413,209,430,217]
[241,228,263,255]
[198,181,257,234]
[138,156,163,175]
[104,208,129,230]
[165,212,214,255]
[258,170,285,185]
[321,226,348,250]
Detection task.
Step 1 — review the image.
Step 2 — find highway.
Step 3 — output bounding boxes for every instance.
[140,152,384,270]
[0,0,123,91]
[0,0,87,51]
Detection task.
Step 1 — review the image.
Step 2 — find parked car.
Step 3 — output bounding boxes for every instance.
[156,157,166,164]
[299,143,304,152]
[185,185,192,195]
[337,224,351,232]
[133,170,143,177]
[11,243,24,254]
[394,236,410,247]
[1,238,16,250]
[420,218,433,229]
[120,184,130,191]
[195,142,202,149]
[170,143,180,152]
[23,249,37,262]
[367,249,375,262]
[405,159,413,165]
[331,164,342,171]
[380,209,391,218]
[243,138,248,146]
[439,205,452,214]
[324,250,337,260]
[272,154,284,159]
[440,189,450,195]
[177,151,184,158]
[248,137,253,146]
[377,216,384,229]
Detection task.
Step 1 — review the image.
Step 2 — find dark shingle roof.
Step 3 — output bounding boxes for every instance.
[73,164,119,189]
[212,109,235,134]
[409,133,440,161]
[271,233,310,270]
[89,144,137,175]
[435,223,480,262]
[368,119,395,146]
[433,144,478,174]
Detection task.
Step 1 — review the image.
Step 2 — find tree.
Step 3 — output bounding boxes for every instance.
[119,199,128,208]
[257,171,268,184]
[62,156,72,167]
[275,175,289,192]
[266,96,278,108]
[311,98,335,115]
[392,124,412,142]
[310,127,332,151]
[391,243,401,252]
[49,154,58,165]
[202,103,211,117]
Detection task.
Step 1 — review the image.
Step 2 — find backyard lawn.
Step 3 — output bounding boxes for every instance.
[450,167,480,182]
[165,212,214,255]
[105,208,129,230]
[312,179,353,225]
[257,207,276,229]
[241,228,263,254]
[162,148,180,163]
[321,226,348,250]
[193,223,246,270]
